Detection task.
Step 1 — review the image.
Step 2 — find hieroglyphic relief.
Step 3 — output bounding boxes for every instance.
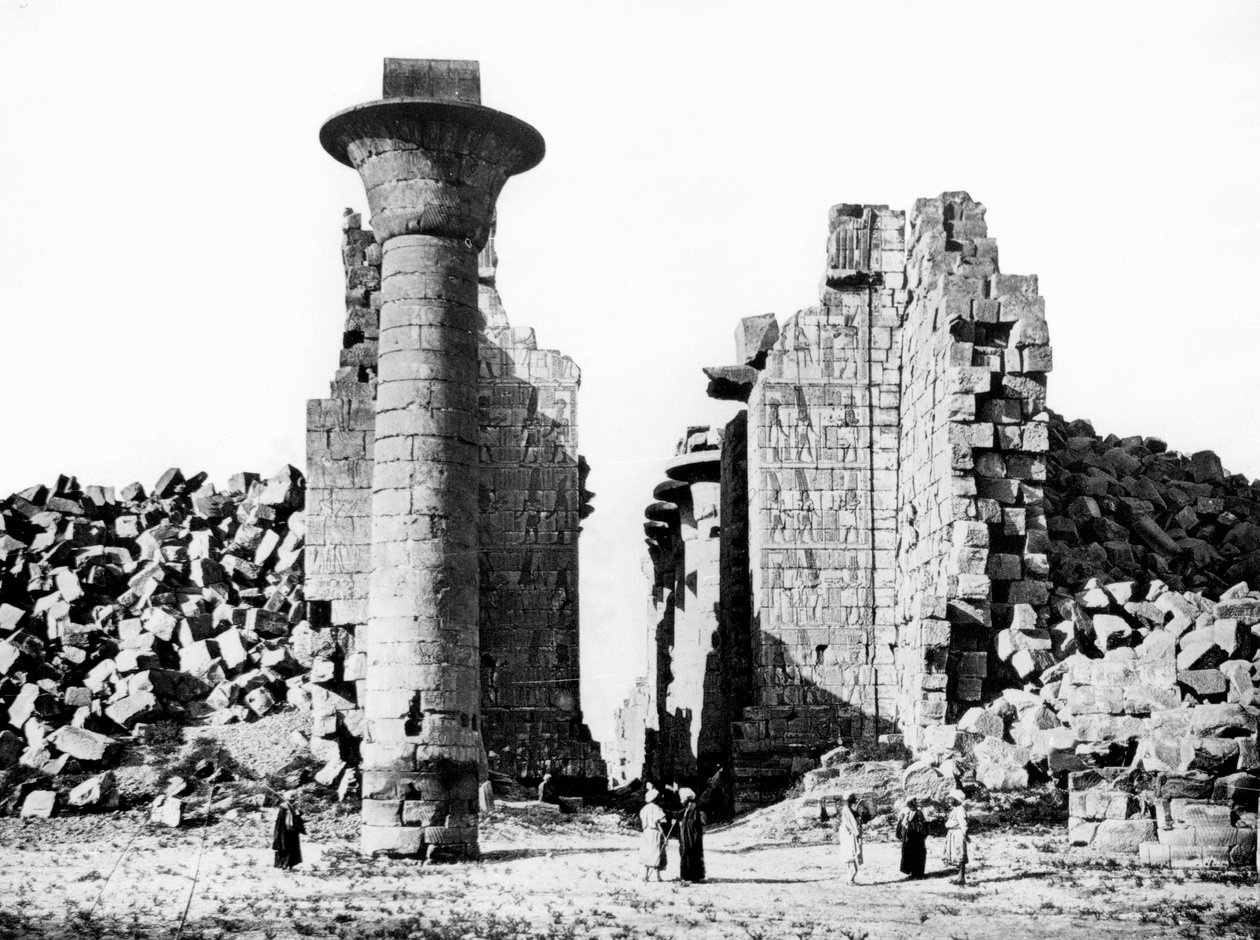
[749,301,878,712]
[475,305,600,776]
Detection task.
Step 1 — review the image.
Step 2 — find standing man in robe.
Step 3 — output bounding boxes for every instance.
[676,788,706,883]
[537,773,558,805]
[272,791,305,870]
[944,790,970,886]
[896,798,928,879]
[835,792,863,884]
[638,789,668,882]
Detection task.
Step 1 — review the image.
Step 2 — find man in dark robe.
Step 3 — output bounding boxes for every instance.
[272,792,305,870]
[896,798,928,879]
[658,781,682,832]
[699,765,730,823]
[676,788,705,883]
[538,773,558,804]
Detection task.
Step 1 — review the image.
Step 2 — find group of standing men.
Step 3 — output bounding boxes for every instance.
[840,789,971,886]
[635,786,972,887]
[637,782,708,883]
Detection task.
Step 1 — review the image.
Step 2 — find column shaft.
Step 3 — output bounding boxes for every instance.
[361,234,482,858]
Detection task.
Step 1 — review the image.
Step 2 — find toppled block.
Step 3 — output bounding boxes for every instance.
[69,772,119,809]
[46,726,118,763]
[20,791,56,818]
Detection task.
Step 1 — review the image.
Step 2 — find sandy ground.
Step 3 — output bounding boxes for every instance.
[1,807,1257,940]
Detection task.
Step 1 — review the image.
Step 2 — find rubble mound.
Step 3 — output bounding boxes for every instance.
[0,466,312,816]
[900,413,1260,866]
[1046,412,1260,598]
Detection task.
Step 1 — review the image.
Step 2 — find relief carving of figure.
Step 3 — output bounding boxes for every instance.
[766,400,787,462]
[480,653,499,706]
[796,408,817,463]
[797,553,821,618]
[836,427,854,465]
[790,488,817,543]
[842,389,859,428]
[826,323,859,381]
[766,472,785,544]
[478,395,502,464]
[545,400,571,463]
[551,565,573,613]
[516,494,550,543]
[791,318,814,370]
[520,412,543,464]
[479,557,508,628]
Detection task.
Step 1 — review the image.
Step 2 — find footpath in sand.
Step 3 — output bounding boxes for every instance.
[1,805,1258,940]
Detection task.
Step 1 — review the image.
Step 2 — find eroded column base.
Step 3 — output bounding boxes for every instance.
[359,759,482,858]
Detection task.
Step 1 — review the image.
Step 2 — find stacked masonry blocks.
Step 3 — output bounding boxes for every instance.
[361,229,484,858]
[895,193,1053,748]
[636,427,724,782]
[304,211,378,761]
[306,214,605,809]
[635,491,682,784]
[613,194,1056,810]
[733,205,906,808]
[312,59,602,857]
[476,248,603,779]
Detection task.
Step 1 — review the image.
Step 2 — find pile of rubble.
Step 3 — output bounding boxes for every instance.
[891,409,1260,865]
[1045,412,1260,597]
[904,574,1260,866]
[0,467,312,816]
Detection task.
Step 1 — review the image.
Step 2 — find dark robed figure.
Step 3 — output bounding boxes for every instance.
[273,794,305,870]
[896,798,928,879]
[677,788,705,883]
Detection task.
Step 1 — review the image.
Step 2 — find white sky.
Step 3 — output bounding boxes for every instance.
[2,1,1258,743]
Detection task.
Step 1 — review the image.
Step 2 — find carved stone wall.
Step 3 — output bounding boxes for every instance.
[729,205,906,808]
[894,193,1053,750]
[305,212,603,786]
[476,234,604,778]
[611,193,1053,810]
[304,210,378,765]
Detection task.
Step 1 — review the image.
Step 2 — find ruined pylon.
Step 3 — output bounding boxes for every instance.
[320,59,544,858]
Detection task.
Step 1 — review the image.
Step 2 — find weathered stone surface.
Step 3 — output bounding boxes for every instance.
[1213,772,1260,810]
[105,692,160,729]
[958,707,1004,738]
[151,796,182,827]
[1179,669,1228,698]
[1092,819,1157,853]
[46,727,117,762]
[1188,703,1257,738]
[20,791,56,818]
[69,772,118,809]
[901,761,952,802]
[0,730,22,767]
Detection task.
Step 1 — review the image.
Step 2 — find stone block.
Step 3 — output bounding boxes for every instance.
[1179,736,1239,775]
[958,707,1004,738]
[1092,819,1157,853]
[1069,819,1099,845]
[151,796,182,827]
[1189,703,1257,737]
[1178,670,1227,698]
[106,692,160,730]
[69,772,118,809]
[20,791,56,818]
[362,821,425,851]
[901,762,952,802]
[46,727,117,762]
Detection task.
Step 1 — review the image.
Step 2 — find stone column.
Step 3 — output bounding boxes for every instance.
[666,444,723,774]
[320,59,544,859]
